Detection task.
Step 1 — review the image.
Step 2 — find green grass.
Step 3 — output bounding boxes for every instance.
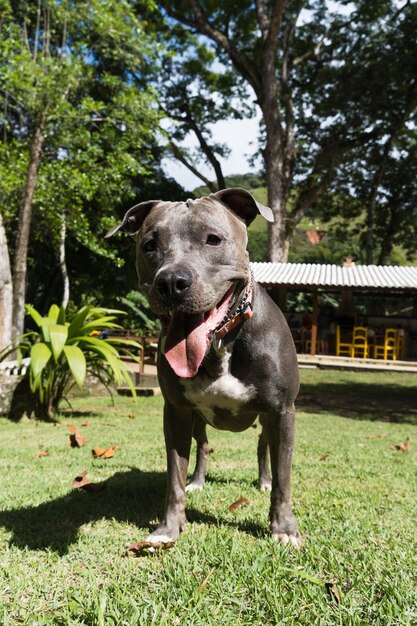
[0,369,416,625]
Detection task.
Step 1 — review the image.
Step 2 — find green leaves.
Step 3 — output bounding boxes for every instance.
[49,325,69,361]
[26,305,43,328]
[63,345,86,388]
[0,0,161,311]
[1,303,140,418]
[30,343,52,380]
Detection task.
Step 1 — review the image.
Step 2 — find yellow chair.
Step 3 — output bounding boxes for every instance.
[352,326,369,358]
[373,328,397,360]
[396,330,405,359]
[336,325,353,357]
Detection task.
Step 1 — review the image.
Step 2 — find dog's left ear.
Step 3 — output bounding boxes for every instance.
[105,200,161,238]
[212,187,274,226]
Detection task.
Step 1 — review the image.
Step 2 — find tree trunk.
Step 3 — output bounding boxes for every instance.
[59,212,70,308]
[0,212,13,352]
[263,97,289,262]
[377,209,398,265]
[11,121,45,339]
[266,181,289,262]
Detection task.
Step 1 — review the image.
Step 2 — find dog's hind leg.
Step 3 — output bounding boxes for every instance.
[264,403,302,548]
[257,420,272,492]
[186,413,211,492]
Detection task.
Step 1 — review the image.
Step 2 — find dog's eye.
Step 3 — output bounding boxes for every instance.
[143,239,157,252]
[206,234,222,246]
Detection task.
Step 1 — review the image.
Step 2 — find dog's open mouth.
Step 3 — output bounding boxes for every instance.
[162,287,235,378]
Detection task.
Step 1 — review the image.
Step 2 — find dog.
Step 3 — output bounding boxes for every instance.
[106,188,301,548]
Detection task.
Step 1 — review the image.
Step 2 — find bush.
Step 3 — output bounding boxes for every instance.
[0,304,139,419]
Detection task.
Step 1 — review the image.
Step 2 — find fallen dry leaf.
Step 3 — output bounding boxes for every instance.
[34,449,49,458]
[128,413,136,419]
[325,581,341,605]
[69,432,88,448]
[126,540,174,556]
[228,497,249,512]
[319,454,329,461]
[72,470,107,492]
[72,470,90,489]
[81,420,89,428]
[197,567,215,593]
[390,437,410,452]
[92,445,119,459]
[67,424,88,448]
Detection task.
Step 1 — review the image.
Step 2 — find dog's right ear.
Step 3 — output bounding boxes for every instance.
[212,188,274,227]
[105,200,161,238]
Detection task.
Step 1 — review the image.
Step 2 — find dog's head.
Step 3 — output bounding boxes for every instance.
[106,188,273,377]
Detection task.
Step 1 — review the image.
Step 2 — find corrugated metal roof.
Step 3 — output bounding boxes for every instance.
[251,263,417,291]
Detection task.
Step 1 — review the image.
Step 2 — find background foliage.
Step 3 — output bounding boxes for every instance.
[0,0,416,337]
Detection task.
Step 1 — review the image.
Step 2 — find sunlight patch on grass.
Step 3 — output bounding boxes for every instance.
[0,369,416,624]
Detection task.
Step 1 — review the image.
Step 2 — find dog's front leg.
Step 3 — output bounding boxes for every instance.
[147,402,193,545]
[186,413,211,492]
[264,403,302,548]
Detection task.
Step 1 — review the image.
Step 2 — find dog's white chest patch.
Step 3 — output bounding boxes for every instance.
[181,351,256,426]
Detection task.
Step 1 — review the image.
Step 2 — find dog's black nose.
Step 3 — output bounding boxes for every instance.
[155,270,193,298]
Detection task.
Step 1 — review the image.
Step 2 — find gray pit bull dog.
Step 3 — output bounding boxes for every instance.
[106,188,301,548]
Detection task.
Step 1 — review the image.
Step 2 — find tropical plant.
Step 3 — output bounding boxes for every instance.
[116,291,161,334]
[0,304,140,419]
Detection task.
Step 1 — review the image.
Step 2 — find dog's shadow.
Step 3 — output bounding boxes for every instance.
[0,468,264,554]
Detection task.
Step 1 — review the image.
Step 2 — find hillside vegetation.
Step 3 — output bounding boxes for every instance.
[193,175,416,266]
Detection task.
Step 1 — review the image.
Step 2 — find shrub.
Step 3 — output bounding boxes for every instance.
[0,304,139,419]
[116,290,160,334]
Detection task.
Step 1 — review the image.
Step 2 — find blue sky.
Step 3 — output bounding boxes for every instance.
[162,115,261,192]
[161,1,357,192]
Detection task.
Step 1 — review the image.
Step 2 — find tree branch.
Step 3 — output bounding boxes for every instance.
[261,0,286,84]
[180,108,226,189]
[168,140,218,191]
[293,40,323,66]
[159,90,226,189]
[280,2,303,187]
[158,1,262,94]
[289,140,340,228]
[365,78,417,262]
[265,0,287,45]
[33,0,41,62]
[256,0,270,41]
[393,0,411,22]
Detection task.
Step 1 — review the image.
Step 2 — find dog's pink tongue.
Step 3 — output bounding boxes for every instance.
[164,313,208,378]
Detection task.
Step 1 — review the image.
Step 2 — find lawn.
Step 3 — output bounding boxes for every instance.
[0,369,416,625]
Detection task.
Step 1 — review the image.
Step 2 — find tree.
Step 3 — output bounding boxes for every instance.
[0,211,12,351]
[154,1,417,262]
[153,27,253,191]
[365,131,417,265]
[0,0,159,338]
[295,0,417,265]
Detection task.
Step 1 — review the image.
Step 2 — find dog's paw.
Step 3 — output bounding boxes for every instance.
[259,480,272,492]
[273,532,303,549]
[185,481,204,493]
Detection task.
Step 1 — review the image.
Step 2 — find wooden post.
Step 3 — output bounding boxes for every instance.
[310,289,319,356]
[277,287,287,313]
